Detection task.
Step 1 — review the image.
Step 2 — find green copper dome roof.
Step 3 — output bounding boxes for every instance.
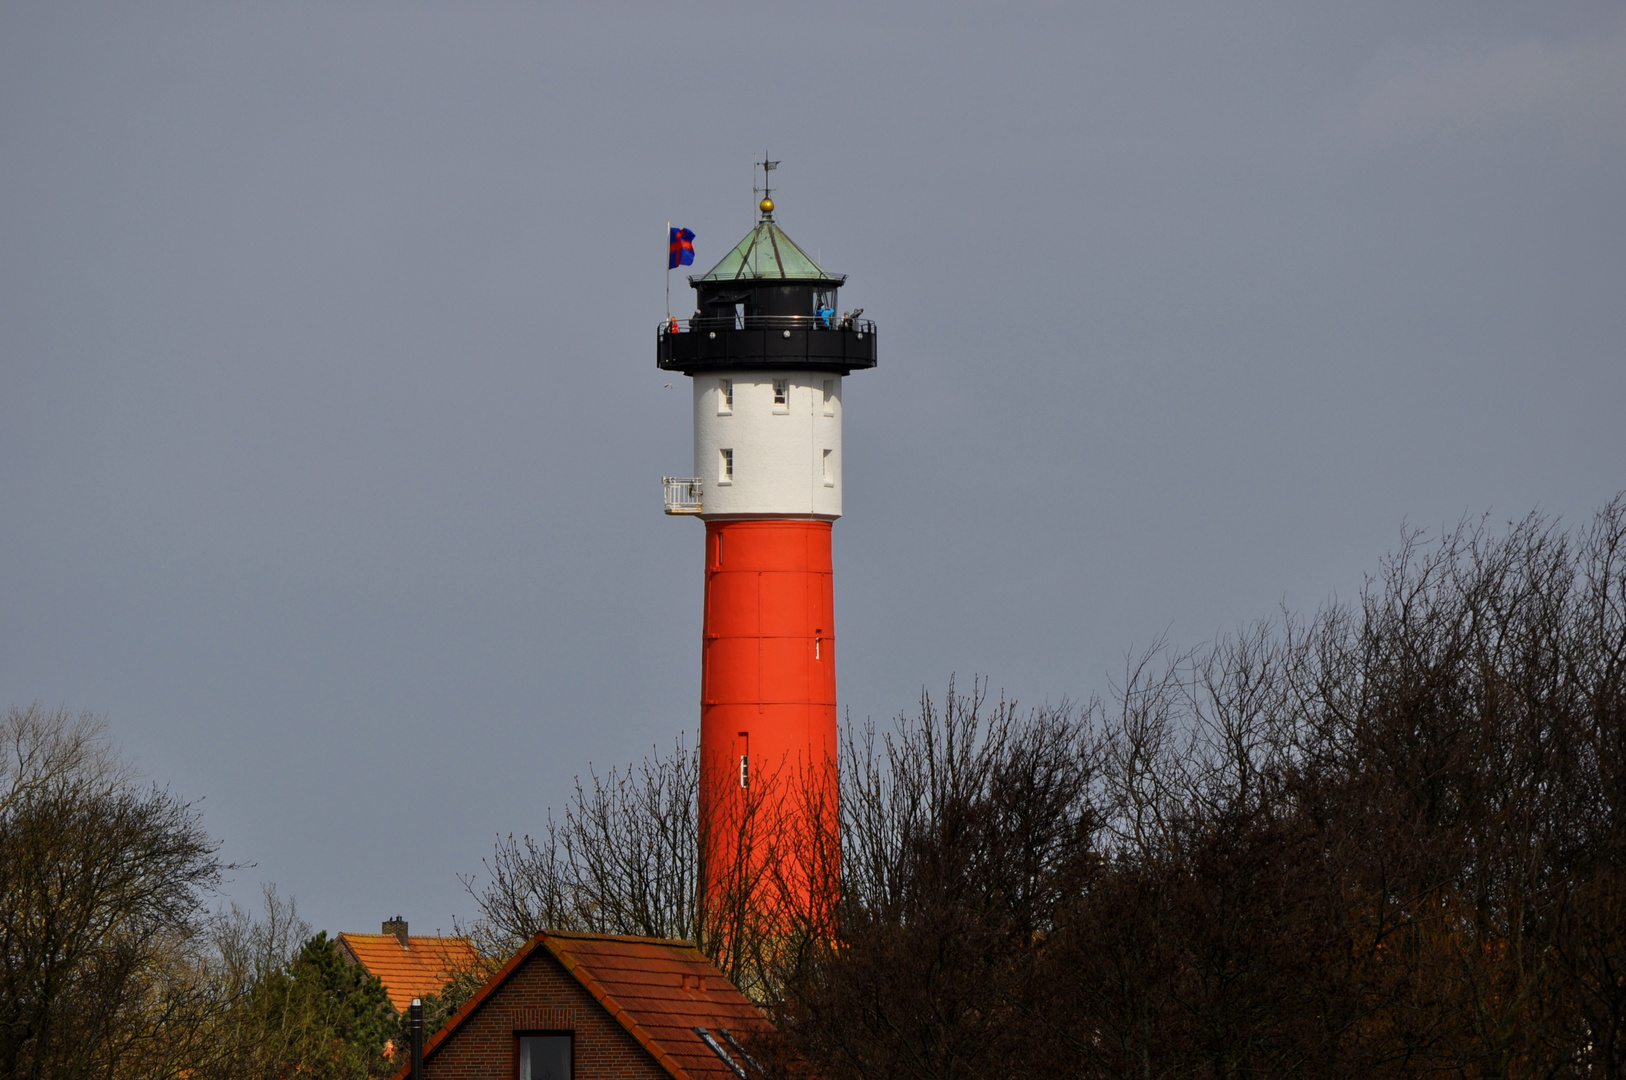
[692,218,844,284]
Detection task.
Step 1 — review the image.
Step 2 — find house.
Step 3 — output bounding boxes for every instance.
[336,917,482,1013]
[390,929,771,1080]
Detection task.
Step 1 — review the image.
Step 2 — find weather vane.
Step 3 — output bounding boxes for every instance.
[753,154,780,218]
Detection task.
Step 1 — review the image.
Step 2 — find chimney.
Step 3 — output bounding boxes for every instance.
[384,916,408,947]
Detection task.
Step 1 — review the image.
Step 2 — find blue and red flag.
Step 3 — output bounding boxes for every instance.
[668,226,695,270]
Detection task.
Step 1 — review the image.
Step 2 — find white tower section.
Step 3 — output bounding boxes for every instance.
[695,370,842,520]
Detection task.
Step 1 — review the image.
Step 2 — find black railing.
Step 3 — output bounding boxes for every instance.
[659,315,876,335]
[657,314,878,374]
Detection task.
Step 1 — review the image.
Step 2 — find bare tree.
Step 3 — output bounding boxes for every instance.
[465,733,839,1001]
[208,885,310,996]
[762,682,1103,1080]
[465,738,703,954]
[0,704,227,1079]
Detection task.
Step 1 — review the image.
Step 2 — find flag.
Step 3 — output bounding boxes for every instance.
[668,226,695,270]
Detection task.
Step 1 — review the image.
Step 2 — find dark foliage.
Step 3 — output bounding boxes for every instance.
[285,932,398,1064]
[780,686,1099,1080]
[765,495,1626,1080]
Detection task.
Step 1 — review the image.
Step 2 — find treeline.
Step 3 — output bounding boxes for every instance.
[0,704,475,1080]
[7,496,1623,1079]
[472,497,1626,1080]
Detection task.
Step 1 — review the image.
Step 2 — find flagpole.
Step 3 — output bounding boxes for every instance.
[665,221,671,321]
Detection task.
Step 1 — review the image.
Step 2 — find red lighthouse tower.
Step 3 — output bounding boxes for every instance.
[659,180,876,912]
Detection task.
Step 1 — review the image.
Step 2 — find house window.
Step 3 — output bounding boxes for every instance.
[718,378,732,413]
[822,379,834,415]
[773,379,788,409]
[822,448,834,486]
[719,448,733,484]
[519,1034,572,1080]
[738,731,750,788]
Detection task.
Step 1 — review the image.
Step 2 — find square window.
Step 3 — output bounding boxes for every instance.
[718,379,732,413]
[719,448,733,483]
[519,1035,572,1080]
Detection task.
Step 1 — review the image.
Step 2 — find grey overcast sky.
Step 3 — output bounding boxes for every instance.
[3,2,1623,936]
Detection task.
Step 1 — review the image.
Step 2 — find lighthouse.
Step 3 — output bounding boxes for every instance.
[659,177,876,911]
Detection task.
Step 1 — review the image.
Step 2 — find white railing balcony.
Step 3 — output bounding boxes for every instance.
[663,477,703,515]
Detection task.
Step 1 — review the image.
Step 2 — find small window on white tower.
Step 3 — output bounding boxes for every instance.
[772,379,789,411]
[718,378,733,414]
[822,379,834,416]
[719,448,733,484]
[822,447,834,487]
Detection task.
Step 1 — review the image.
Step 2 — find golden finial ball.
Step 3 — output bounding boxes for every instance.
[759,197,774,214]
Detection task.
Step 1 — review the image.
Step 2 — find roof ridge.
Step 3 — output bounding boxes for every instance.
[538,929,701,948]
[340,931,474,943]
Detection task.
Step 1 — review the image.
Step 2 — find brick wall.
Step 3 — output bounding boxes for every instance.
[425,949,670,1080]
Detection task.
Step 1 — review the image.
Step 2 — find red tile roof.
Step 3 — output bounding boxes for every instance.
[336,933,482,1013]
[400,930,770,1080]
[542,931,769,1080]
